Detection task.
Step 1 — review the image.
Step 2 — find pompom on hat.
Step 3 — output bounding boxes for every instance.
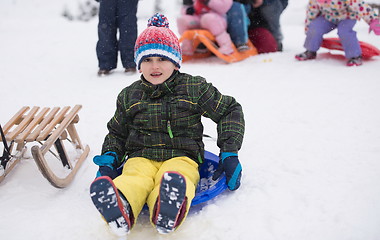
[134,13,182,70]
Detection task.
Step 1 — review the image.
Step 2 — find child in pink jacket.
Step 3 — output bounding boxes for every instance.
[177,0,234,55]
[295,0,380,66]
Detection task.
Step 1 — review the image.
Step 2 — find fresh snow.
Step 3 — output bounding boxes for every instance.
[1,0,380,239]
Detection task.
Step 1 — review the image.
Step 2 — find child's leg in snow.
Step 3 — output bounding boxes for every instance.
[200,12,234,54]
[147,156,200,229]
[304,16,336,52]
[113,157,159,223]
[336,19,361,59]
[226,2,250,47]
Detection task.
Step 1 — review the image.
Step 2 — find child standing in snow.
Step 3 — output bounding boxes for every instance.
[95,0,138,76]
[90,13,245,236]
[177,0,236,55]
[295,0,380,66]
[226,0,253,52]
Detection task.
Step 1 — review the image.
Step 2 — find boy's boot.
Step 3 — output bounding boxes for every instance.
[90,176,133,236]
[153,171,187,234]
[346,55,362,67]
[215,32,234,55]
[295,50,317,61]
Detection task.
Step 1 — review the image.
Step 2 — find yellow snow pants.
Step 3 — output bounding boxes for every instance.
[113,156,200,229]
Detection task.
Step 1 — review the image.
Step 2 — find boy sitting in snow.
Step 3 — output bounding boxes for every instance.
[90,13,245,236]
[295,0,380,66]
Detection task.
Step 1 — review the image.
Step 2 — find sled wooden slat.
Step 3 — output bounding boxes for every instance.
[37,106,70,142]
[4,106,40,141]
[2,107,30,135]
[0,105,89,188]
[15,107,50,143]
[25,107,61,142]
[40,105,81,155]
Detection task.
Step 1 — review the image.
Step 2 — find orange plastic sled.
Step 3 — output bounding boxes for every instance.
[179,30,258,63]
[321,37,380,59]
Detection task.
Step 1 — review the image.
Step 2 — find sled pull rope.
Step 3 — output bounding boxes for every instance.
[0,124,12,161]
[1,125,10,152]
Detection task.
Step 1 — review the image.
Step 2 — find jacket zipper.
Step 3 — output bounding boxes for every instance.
[166,101,173,139]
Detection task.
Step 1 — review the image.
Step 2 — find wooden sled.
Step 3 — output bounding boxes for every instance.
[179,29,258,63]
[321,37,380,59]
[0,105,90,188]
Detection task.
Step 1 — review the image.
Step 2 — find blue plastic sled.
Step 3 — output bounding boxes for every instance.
[191,150,227,206]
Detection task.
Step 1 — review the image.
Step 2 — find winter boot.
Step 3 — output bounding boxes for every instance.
[124,67,137,75]
[153,171,187,234]
[277,42,283,52]
[97,69,112,76]
[181,39,194,56]
[90,176,133,236]
[346,56,362,67]
[236,43,249,52]
[215,32,234,55]
[295,50,317,61]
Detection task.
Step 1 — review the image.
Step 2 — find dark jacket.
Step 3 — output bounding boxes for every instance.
[102,71,245,167]
[236,0,288,7]
[262,0,288,7]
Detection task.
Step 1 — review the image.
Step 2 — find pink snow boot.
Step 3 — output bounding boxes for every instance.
[215,31,234,55]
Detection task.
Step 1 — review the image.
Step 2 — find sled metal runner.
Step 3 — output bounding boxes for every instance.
[0,105,89,188]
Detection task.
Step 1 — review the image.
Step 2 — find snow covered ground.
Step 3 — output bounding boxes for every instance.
[1,0,380,239]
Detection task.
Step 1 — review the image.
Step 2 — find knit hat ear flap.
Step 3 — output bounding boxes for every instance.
[134,13,182,70]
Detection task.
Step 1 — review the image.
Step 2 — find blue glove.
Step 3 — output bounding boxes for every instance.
[93,151,119,179]
[212,152,242,191]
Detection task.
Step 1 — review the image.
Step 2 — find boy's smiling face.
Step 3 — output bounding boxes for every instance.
[140,57,179,85]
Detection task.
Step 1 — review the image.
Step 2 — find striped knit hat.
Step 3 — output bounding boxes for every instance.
[134,13,182,70]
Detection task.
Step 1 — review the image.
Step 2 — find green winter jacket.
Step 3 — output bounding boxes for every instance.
[101,70,245,167]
